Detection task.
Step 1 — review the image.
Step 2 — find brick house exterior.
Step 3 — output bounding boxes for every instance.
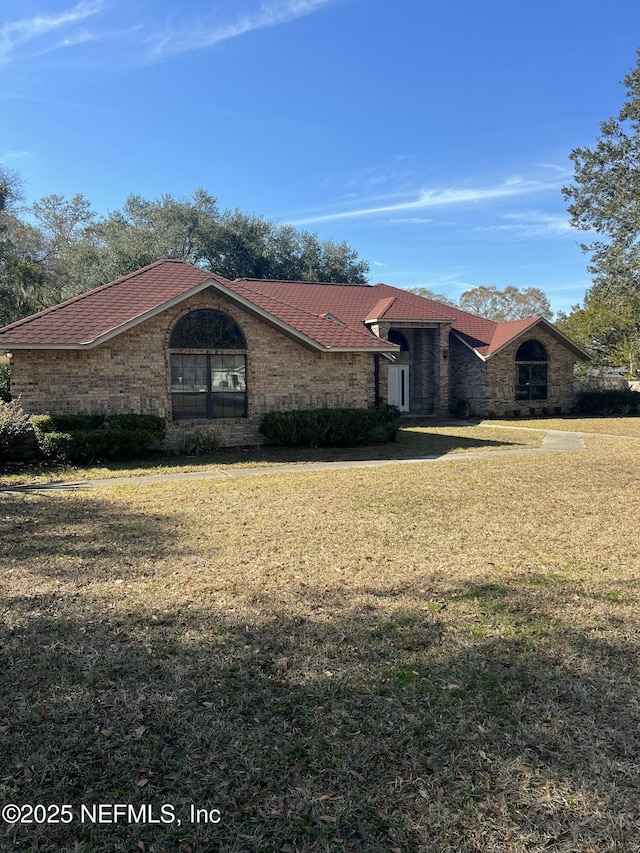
[449,323,580,416]
[0,260,589,448]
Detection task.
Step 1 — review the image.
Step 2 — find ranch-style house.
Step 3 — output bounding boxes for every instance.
[0,260,590,448]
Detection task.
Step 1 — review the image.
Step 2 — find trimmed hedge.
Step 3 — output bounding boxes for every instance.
[31,414,105,433]
[259,405,401,448]
[30,413,166,464]
[575,389,640,415]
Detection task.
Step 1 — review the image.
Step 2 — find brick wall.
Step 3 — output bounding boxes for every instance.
[9,289,376,448]
[371,321,451,415]
[449,327,579,416]
[485,329,578,416]
[449,336,487,414]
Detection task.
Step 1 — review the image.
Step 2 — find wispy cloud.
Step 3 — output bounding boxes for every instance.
[288,174,564,226]
[0,0,338,66]
[388,217,434,225]
[0,150,33,163]
[148,0,338,59]
[0,1,103,64]
[474,210,575,238]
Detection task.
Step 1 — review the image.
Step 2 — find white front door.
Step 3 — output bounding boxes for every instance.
[388,365,410,411]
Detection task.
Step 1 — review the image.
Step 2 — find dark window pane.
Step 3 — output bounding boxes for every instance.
[515,344,548,400]
[172,393,208,420]
[211,385,246,417]
[514,364,547,401]
[171,354,207,392]
[171,351,247,420]
[170,310,246,349]
[515,339,547,361]
[531,364,547,384]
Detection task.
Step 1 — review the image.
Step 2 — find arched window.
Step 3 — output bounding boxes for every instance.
[515,339,547,401]
[169,309,246,350]
[387,329,409,351]
[170,310,247,420]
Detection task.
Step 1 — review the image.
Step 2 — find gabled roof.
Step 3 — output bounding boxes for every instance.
[0,259,590,360]
[452,316,591,361]
[0,260,222,348]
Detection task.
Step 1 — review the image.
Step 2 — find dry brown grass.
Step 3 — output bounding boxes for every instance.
[0,423,543,486]
[488,416,640,437]
[1,432,639,851]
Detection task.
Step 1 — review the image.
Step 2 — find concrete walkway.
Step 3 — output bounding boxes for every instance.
[1,427,587,493]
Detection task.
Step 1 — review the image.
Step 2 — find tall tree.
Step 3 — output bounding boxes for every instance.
[458,285,553,321]
[556,291,640,373]
[562,51,640,297]
[33,189,370,289]
[0,167,45,326]
[407,287,457,306]
[31,193,96,303]
[560,51,640,369]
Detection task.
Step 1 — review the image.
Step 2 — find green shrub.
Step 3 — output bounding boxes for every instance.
[259,406,400,448]
[31,414,105,433]
[36,431,74,461]
[35,428,161,464]
[0,399,31,462]
[576,389,640,415]
[0,364,11,403]
[30,413,166,463]
[371,404,402,441]
[108,414,166,440]
[179,431,220,456]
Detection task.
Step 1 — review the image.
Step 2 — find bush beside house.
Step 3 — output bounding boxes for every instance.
[30,414,166,464]
[0,399,32,464]
[259,405,400,448]
[576,389,640,415]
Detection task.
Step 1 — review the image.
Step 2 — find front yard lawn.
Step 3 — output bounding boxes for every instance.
[488,415,640,437]
[0,423,543,486]
[0,423,638,851]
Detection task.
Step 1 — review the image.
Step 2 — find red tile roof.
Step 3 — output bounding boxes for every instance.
[217,277,392,350]
[0,260,220,347]
[0,259,588,359]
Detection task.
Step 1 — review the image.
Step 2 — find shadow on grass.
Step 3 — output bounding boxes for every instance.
[1,586,638,851]
[0,492,176,575]
[0,424,542,485]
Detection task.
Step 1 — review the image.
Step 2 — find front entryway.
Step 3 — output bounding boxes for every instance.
[388,365,410,411]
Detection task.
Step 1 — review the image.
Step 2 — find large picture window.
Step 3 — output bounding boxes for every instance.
[515,339,547,401]
[170,310,247,420]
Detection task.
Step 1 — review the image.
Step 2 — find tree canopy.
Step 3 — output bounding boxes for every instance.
[0,181,370,327]
[0,167,46,326]
[560,50,640,371]
[409,283,553,321]
[458,285,552,321]
[406,287,457,306]
[0,174,555,332]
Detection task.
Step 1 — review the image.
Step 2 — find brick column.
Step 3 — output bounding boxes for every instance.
[433,325,451,417]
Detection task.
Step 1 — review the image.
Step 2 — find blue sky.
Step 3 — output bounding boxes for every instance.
[2,0,640,314]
